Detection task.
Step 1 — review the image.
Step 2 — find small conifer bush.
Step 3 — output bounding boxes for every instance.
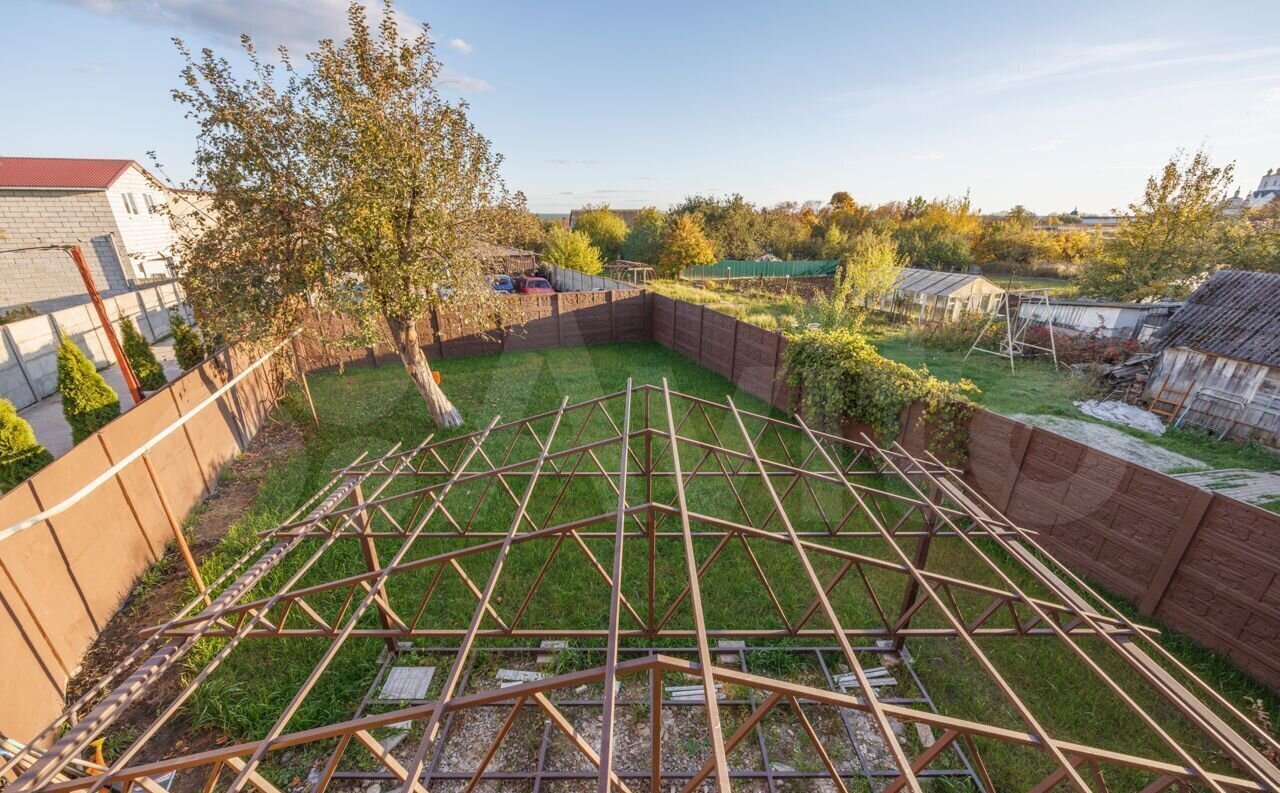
[170,312,209,371]
[120,317,167,390]
[0,397,52,491]
[57,336,120,443]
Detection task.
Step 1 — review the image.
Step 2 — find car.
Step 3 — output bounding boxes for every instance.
[514,276,554,295]
[487,274,515,294]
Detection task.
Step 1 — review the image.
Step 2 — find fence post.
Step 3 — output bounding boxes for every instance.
[1139,488,1214,616]
[141,451,209,604]
[997,423,1035,512]
[728,320,740,385]
[554,294,564,347]
[608,291,617,342]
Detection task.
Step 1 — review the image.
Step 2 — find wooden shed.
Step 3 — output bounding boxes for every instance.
[1146,270,1280,446]
[873,268,1005,322]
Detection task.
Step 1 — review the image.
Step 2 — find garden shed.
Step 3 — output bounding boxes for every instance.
[1146,269,1280,446]
[875,268,1005,322]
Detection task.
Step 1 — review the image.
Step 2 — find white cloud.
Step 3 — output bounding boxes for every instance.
[911,152,944,161]
[1031,139,1062,152]
[448,38,473,54]
[439,71,492,93]
[54,0,420,52]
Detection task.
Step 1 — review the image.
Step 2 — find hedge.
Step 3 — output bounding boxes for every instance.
[57,336,121,444]
[0,397,52,491]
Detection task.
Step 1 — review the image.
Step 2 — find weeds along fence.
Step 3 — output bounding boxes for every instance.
[0,337,293,740]
[0,282,190,409]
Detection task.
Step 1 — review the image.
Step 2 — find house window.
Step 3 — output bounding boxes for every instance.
[143,193,156,213]
[122,192,139,215]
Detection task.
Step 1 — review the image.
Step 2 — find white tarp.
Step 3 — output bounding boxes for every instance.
[1075,399,1167,435]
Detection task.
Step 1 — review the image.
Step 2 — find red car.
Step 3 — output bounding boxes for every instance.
[514,276,554,295]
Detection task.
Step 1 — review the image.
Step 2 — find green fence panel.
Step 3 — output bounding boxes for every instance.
[680,260,839,279]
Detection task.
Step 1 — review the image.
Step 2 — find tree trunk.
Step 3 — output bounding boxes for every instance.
[386,315,463,428]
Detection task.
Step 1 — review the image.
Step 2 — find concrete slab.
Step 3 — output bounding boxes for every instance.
[19,340,182,458]
[1012,414,1208,474]
[378,666,436,701]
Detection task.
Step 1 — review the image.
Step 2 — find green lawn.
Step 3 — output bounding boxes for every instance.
[165,343,1277,791]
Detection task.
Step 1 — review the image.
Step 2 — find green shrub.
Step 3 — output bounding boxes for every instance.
[119,317,167,390]
[784,327,978,462]
[170,312,209,370]
[57,336,120,443]
[0,398,52,491]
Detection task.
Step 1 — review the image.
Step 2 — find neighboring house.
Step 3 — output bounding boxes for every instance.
[0,157,187,313]
[1145,270,1280,446]
[874,268,1005,322]
[480,244,539,274]
[1017,297,1181,340]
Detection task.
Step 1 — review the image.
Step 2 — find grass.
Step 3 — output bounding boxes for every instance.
[168,343,1279,791]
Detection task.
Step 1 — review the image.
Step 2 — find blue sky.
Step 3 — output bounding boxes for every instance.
[3,0,1279,214]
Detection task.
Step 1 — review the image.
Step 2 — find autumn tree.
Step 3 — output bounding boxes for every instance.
[621,207,665,264]
[657,214,716,277]
[1080,149,1235,300]
[670,194,759,259]
[168,2,522,427]
[892,196,980,270]
[542,227,603,274]
[571,206,627,260]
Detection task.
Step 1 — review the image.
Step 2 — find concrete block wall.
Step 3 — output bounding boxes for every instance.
[0,283,189,408]
[0,189,132,314]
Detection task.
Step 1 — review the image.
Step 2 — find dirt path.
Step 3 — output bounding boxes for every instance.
[63,417,306,774]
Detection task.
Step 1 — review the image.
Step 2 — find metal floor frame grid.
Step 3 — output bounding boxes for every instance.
[5,380,1280,793]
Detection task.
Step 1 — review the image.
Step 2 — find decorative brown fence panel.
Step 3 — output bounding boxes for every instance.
[0,345,288,740]
[301,292,652,369]
[502,295,558,351]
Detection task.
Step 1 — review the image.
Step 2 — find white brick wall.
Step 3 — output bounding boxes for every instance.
[0,188,131,313]
[107,168,181,280]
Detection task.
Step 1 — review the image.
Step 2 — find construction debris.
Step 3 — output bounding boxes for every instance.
[377,666,435,702]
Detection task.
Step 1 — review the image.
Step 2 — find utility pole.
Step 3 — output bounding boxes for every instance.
[66,244,144,405]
